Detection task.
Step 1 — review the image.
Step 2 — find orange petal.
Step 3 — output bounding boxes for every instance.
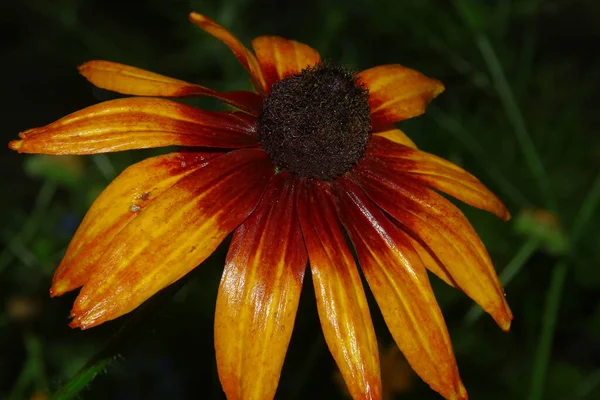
[372,125,417,148]
[408,236,456,288]
[189,12,267,94]
[334,178,467,400]
[367,136,510,220]
[51,151,220,297]
[251,36,321,92]
[297,179,381,400]
[352,159,512,331]
[9,98,258,155]
[78,61,262,115]
[69,148,274,329]
[215,172,306,400]
[358,64,444,130]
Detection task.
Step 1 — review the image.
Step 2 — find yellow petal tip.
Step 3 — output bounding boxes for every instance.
[454,381,469,400]
[49,284,66,298]
[8,140,22,152]
[500,317,512,332]
[497,304,513,332]
[50,270,81,297]
[433,81,445,98]
[188,11,205,23]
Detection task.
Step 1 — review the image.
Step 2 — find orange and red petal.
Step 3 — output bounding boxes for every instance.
[352,159,512,331]
[189,12,267,94]
[69,148,274,329]
[215,172,306,400]
[367,136,510,220]
[334,178,467,400]
[9,98,258,155]
[297,179,381,400]
[251,36,321,93]
[372,125,417,149]
[78,61,262,115]
[358,64,444,130]
[50,151,220,297]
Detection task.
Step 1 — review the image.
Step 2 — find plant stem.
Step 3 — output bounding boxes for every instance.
[527,260,568,400]
[528,173,600,400]
[474,35,556,212]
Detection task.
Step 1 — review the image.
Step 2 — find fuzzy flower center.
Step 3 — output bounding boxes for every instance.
[257,63,371,180]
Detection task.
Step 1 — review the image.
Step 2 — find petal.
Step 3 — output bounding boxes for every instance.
[78,61,262,115]
[372,125,417,149]
[251,36,321,92]
[352,159,512,331]
[297,179,381,400]
[358,64,444,130]
[9,98,258,155]
[215,172,306,400]
[334,178,467,400]
[408,236,456,288]
[367,136,510,220]
[50,151,220,296]
[189,12,267,94]
[69,148,274,329]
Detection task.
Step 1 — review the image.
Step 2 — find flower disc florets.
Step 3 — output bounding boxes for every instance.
[258,63,371,180]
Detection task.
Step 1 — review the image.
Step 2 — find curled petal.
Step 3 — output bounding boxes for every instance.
[9,98,258,155]
[334,178,467,400]
[251,36,321,92]
[70,149,274,329]
[358,64,444,130]
[51,151,221,296]
[78,61,262,115]
[367,136,510,220]
[189,12,267,94]
[215,172,306,400]
[297,179,381,400]
[372,125,417,148]
[352,159,512,331]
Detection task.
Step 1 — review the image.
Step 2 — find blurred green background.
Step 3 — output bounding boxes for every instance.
[2,0,600,399]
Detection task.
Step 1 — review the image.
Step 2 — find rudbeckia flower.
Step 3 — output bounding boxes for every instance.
[9,12,512,400]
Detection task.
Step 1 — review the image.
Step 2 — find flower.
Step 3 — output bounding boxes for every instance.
[9,12,512,400]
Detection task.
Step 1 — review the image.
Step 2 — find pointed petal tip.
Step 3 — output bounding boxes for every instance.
[68,319,80,329]
[8,140,22,152]
[433,80,445,98]
[77,61,94,79]
[49,284,65,298]
[434,377,468,400]
[188,11,202,21]
[188,11,210,26]
[494,300,513,332]
[50,276,76,298]
[69,303,103,330]
[456,382,469,400]
[77,62,88,73]
[68,311,86,329]
[68,317,91,330]
[499,311,513,332]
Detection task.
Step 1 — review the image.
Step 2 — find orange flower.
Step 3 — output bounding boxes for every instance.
[9,12,512,400]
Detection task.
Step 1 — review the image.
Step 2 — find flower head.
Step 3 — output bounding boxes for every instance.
[9,12,512,400]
